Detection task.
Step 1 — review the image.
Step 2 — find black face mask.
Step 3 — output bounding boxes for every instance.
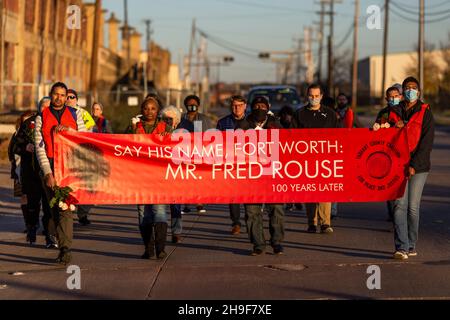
[252,109,268,123]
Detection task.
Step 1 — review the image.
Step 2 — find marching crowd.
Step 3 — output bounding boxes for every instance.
[7,76,434,265]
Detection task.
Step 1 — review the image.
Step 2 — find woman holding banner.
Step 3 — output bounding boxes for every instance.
[377,77,435,260]
[128,97,171,259]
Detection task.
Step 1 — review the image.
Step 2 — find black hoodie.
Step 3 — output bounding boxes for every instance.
[390,100,435,173]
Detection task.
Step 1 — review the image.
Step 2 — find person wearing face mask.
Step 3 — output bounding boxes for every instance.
[382,77,435,260]
[235,96,286,256]
[182,95,211,214]
[374,85,403,130]
[295,84,340,234]
[373,85,404,223]
[246,96,281,130]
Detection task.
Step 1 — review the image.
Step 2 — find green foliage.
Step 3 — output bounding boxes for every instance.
[49,186,74,208]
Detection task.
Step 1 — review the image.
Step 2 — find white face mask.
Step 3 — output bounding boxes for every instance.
[309,97,321,106]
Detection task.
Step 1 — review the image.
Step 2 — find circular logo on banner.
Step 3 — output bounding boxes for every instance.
[366,151,392,179]
[355,139,404,192]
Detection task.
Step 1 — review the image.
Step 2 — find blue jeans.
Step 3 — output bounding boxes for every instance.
[393,172,428,252]
[170,204,182,235]
[138,205,168,226]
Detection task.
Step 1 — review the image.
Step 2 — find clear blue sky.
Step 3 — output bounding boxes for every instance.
[100,0,450,83]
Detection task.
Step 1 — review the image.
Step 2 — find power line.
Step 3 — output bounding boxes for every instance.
[391,0,450,17]
[390,4,450,23]
[214,0,316,13]
[393,0,450,10]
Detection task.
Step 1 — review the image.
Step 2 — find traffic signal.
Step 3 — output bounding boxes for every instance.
[223,56,234,63]
[259,52,270,59]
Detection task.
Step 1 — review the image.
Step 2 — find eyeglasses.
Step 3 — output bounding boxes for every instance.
[67,96,76,100]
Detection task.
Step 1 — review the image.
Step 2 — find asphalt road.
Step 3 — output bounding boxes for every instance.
[0,126,449,300]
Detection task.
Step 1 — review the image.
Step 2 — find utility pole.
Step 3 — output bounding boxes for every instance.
[380,0,389,106]
[327,0,334,96]
[184,19,196,90]
[326,0,342,96]
[316,1,325,84]
[351,0,360,110]
[419,0,424,93]
[304,27,314,84]
[89,0,102,104]
[295,37,303,88]
[124,0,131,68]
[144,19,153,85]
[0,0,4,110]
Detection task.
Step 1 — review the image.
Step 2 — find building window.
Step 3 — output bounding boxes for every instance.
[4,42,15,81]
[24,0,36,30]
[39,0,48,31]
[58,0,67,38]
[5,0,19,13]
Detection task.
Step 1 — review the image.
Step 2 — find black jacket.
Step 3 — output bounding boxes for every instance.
[245,113,282,130]
[390,101,435,173]
[295,105,341,129]
[12,115,42,185]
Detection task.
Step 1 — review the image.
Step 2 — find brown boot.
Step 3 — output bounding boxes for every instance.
[154,222,168,259]
[140,224,155,259]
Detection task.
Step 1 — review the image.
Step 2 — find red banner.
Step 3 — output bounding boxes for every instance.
[54,128,410,204]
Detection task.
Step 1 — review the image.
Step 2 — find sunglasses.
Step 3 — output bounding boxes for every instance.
[67,96,77,100]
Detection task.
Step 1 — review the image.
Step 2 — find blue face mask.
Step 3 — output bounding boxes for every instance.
[404,89,419,102]
[388,97,401,107]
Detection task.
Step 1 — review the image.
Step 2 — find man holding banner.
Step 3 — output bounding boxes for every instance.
[35,82,87,265]
[295,84,341,234]
[239,96,286,256]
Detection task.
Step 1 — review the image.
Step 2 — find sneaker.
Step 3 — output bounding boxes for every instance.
[56,248,72,265]
[272,245,284,255]
[321,225,334,234]
[307,225,317,233]
[181,207,191,214]
[157,251,167,260]
[196,206,206,213]
[250,248,265,256]
[45,235,58,249]
[408,249,418,257]
[394,251,409,260]
[78,216,91,226]
[172,235,181,244]
[231,225,241,235]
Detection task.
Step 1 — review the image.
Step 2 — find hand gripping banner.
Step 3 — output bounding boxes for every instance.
[54,128,410,205]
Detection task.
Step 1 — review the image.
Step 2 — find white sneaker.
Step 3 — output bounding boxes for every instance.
[408,249,418,257]
[394,251,409,260]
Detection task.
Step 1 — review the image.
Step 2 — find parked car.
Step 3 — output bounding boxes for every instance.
[246,85,303,115]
